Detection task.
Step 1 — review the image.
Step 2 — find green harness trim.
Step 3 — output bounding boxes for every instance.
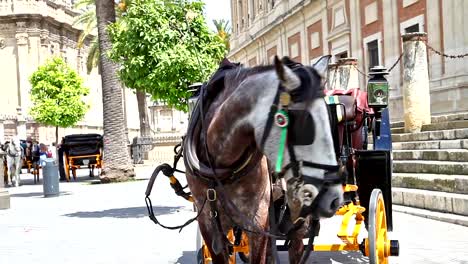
[275,109,289,173]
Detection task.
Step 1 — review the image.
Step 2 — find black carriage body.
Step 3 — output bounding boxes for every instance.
[355,150,393,231]
[325,90,394,231]
[61,134,103,166]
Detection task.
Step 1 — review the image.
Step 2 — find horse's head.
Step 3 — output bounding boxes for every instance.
[249,56,342,220]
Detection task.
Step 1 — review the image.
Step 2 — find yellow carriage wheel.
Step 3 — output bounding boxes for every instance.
[64,153,70,182]
[367,189,390,264]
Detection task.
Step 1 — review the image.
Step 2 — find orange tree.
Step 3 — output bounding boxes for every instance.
[108,0,225,111]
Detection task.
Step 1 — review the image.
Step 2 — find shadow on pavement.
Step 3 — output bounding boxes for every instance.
[175,251,197,264]
[305,251,369,263]
[63,206,183,219]
[174,250,368,264]
[10,191,72,198]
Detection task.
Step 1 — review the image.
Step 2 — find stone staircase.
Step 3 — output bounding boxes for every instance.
[390,112,468,226]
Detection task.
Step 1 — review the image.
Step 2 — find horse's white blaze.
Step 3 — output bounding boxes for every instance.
[245,71,343,217]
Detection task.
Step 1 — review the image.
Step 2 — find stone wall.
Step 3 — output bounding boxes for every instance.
[229,0,468,121]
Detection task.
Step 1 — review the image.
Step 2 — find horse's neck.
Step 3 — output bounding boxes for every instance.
[203,77,267,167]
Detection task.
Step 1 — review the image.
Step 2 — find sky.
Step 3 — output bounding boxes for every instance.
[203,0,231,31]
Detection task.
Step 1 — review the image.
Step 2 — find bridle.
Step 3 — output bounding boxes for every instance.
[259,80,344,219]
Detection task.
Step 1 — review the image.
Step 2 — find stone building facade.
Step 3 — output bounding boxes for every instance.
[228,0,468,120]
[0,0,141,144]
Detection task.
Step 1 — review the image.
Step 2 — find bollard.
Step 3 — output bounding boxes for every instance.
[327,58,360,91]
[42,158,59,197]
[402,32,431,133]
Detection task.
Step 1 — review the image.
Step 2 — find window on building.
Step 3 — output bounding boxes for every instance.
[367,40,379,70]
[405,23,420,33]
[335,51,348,62]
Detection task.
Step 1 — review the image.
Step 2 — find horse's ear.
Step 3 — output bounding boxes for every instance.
[312,55,331,79]
[274,56,301,91]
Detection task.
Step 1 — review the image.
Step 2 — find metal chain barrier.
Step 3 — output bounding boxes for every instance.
[424,41,468,59]
[328,35,467,83]
[387,52,404,73]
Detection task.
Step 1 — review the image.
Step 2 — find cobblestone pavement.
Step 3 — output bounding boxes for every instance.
[0,165,467,264]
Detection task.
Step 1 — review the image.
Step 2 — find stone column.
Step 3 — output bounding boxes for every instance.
[0,117,4,144]
[402,33,431,133]
[16,107,27,139]
[327,58,360,91]
[0,149,10,209]
[15,30,30,112]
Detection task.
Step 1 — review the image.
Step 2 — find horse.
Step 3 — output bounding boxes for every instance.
[184,56,343,263]
[5,137,23,187]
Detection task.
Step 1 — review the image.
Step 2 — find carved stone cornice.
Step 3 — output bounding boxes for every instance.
[15,33,29,46]
[15,21,28,31]
[40,31,50,46]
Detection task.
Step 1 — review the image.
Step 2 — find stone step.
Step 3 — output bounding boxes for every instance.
[393,139,468,150]
[393,160,468,175]
[393,149,468,161]
[391,112,468,129]
[392,128,468,142]
[431,112,468,124]
[391,120,468,134]
[392,188,468,216]
[390,121,404,128]
[391,127,405,134]
[392,173,468,194]
[393,205,468,227]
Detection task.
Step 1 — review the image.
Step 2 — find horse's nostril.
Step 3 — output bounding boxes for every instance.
[331,198,340,209]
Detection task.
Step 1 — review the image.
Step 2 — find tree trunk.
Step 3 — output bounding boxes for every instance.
[136,90,150,136]
[55,126,58,147]
[95,0,134,182]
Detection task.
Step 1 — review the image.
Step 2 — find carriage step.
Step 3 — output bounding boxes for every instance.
[393,139,468,150]
[393,205,468,227]
[391,120,468,134]
[392,128,468,142]
[393,149,468,161]
[392,188,468,216]
[392,173,468,194]
[393,160,468,175]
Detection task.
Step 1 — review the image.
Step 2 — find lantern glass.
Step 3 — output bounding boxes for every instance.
[367,81,389,107]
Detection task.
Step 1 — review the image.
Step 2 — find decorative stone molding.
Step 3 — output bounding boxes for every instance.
[15,33,29,46]
[0,39,5,49]
[0,23,15,31]
[16,21,27,28]
[40,32,50,46]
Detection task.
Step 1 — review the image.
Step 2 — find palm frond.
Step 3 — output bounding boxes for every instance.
[86,39,100,74]
[73,8,95,26]
[74,0,95,9]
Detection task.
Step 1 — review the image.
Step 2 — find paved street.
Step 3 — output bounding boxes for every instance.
[0,165,467,264]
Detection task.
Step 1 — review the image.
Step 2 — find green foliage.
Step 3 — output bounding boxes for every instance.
[29,57,90,128]
[108,0,226,111]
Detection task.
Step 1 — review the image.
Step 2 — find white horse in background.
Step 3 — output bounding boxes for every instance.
[6,137,23,187]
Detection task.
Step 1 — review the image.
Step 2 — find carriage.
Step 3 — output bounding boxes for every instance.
[59,134,103,181]
[145,58,399,264]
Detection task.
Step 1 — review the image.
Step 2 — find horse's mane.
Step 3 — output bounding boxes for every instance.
[221,57,323,103]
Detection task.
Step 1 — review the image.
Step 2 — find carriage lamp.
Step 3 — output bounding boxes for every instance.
[187,82,203,118]
[367,66,389,109]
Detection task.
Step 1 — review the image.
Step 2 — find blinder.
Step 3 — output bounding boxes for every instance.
[287,109,315,146]
[260,62,343,219]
